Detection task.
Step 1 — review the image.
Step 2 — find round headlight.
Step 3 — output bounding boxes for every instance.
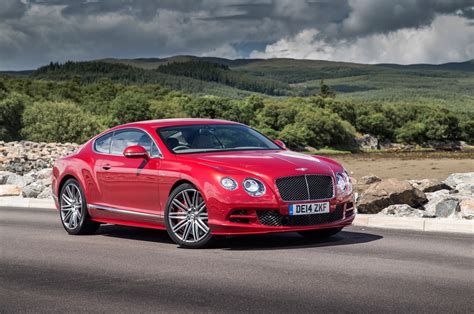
[220,177,238,190]
[243,178,266,197]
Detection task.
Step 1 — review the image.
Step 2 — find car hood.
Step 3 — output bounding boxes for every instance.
[176,150,341,178]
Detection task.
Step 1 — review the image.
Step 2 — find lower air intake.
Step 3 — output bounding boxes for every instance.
[257,206,344,227]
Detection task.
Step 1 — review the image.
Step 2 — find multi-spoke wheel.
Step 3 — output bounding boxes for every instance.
[59,178,99,235]
[165,183,213,248]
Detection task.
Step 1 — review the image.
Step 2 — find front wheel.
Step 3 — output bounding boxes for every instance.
[164,183,214,249]
[298,227,342,239]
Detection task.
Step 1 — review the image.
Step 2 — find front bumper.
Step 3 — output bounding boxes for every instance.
[207,194,355,235]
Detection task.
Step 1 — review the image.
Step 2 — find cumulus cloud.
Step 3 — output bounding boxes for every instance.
[0,0,473,70]
[250,15,474,64]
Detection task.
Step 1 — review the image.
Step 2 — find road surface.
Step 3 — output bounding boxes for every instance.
[1,206,473,313]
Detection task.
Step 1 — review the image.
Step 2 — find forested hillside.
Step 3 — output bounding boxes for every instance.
[1,75,472,148]
[101,56,474,112]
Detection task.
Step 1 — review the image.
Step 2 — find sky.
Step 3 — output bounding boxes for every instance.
[1,0,474,70]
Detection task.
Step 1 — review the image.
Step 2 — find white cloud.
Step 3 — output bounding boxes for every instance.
[200,43,241,60]
[250,15,474,64]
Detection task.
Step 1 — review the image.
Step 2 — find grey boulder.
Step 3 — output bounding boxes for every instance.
[357,179,427,214]
[408,179,451,193]
[6,173,34,187]
[378,204,425,217]
[443,172,474,190]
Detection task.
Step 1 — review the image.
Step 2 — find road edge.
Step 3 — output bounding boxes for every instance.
[1,197,472,234]
[354,214,474,234]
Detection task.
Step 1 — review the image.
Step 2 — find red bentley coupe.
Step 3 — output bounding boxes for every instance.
[53,119,355,248]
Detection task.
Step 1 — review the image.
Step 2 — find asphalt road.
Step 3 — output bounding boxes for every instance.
[1,206,473,313]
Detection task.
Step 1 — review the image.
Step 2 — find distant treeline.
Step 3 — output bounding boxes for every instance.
[157,61,290,95]
[1,76,472,148]
[33,61,294,96]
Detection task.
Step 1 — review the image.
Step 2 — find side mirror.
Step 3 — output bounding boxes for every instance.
[274,139,287,149]
[123,145,149,160]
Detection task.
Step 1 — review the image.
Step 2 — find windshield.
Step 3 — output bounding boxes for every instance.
[157,124,281,154]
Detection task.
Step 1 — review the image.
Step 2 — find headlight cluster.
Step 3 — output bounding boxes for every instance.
[220,177,266,197]
[336,172,352,195]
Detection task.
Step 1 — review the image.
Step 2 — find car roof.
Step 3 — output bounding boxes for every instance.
[120,118,242,129]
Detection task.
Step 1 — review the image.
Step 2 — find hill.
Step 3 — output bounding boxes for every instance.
[5,56,474,112]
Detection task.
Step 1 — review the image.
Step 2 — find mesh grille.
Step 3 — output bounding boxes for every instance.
[257,206,344,227]
[276,175,333,201]
[307,175,334,200]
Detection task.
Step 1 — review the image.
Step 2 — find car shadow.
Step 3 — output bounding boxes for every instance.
[96,225,175,244]
[96,225,382,251]
[214,230,382,251]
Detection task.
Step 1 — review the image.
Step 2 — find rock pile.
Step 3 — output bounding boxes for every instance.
[354,133,470,151]
[0,141,79,199]
[0,168,53,198]
[357,173,474,219]
[0,141,79,174]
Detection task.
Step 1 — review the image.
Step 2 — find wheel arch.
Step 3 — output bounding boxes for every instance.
[58,174,78,196]
[168,179,196,195]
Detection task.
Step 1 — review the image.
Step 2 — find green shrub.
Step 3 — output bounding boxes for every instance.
[460,119,474,144]
[110,91,151,124]
[395,121,427,144]
[295,108,356,147]
[149,95,189,119]
[278,123,313,149]
[21,101,105,143]
[0,93,28,141]
[356,112,393,140]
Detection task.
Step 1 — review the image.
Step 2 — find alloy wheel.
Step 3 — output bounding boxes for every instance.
[168,188,210,243]
[60,183,83,230]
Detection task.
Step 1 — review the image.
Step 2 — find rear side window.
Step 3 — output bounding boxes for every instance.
[94,132,112,154]
[110,129,151,155]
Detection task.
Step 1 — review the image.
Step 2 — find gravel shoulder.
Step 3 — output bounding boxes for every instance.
[338,155,474,181]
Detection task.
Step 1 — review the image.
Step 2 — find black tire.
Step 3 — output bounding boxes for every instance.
[298,227,343,239]
[59,178,100,235]
[164,183,214,249]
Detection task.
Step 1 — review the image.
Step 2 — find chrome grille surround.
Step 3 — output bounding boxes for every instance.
[275,174,334,202]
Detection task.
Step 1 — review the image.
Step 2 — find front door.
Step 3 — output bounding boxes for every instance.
[95,128,161,215]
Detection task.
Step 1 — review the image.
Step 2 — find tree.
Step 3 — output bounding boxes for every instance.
[278,123,314,149]
[356,112,393,140]
[110,91,151,124]
[318,79,335,98]
[0,93,28,141]
[395,121,426,144]
[0,79,8,100]
[295,108,355,147]
[21,101,104,143]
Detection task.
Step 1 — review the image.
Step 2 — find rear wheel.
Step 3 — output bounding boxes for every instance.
[165,183,213,249]
[298,227,342,239]
[59,178,100,235]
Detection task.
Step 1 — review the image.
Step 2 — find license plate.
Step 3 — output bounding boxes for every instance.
[289,202,330,216]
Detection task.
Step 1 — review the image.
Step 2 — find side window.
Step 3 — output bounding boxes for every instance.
[110,129,160,157]
[111,129,149,155]
[94,132,113,154]
[150,141,161,157]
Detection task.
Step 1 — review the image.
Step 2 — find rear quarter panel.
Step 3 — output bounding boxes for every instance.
[53,143,102,209]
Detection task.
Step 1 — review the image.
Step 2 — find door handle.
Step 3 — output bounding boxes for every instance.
[102,164,112,170]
